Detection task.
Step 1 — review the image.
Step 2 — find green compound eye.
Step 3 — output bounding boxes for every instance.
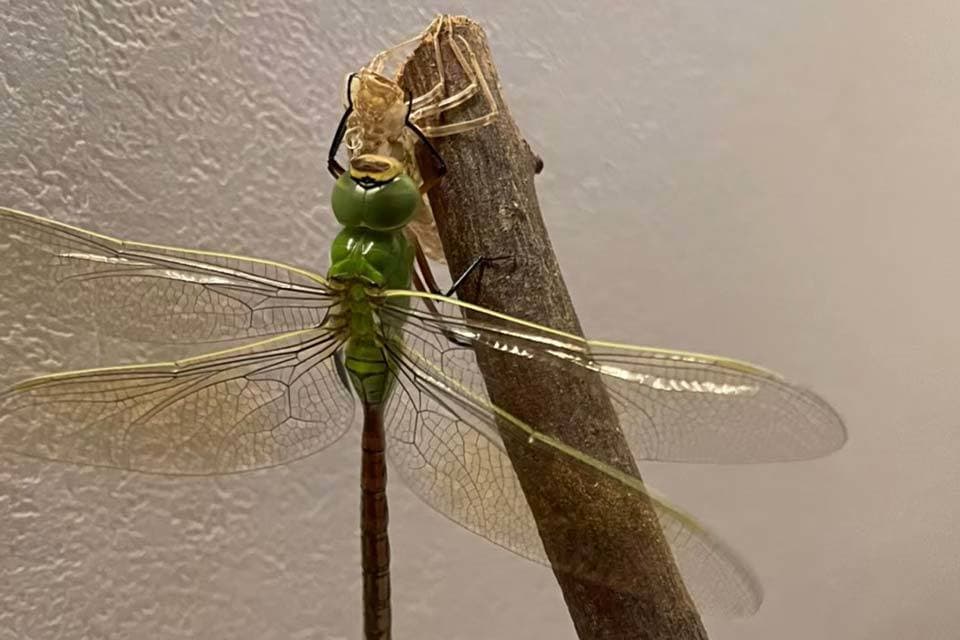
[331,154,421,231]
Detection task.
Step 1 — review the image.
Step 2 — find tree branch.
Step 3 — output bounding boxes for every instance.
[401,16,708,640]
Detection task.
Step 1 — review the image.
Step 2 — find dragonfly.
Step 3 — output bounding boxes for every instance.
[0,149,845,639]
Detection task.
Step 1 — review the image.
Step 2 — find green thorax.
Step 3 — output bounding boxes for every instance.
[327,154,419,290]
[327,154,420,406]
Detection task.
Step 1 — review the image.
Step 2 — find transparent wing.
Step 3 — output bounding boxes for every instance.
[380,291,846,463]
[0,328,354,475]
[0,207,336,344]
[380,305,761,616]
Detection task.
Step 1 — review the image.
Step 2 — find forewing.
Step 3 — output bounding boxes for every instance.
[0,328,354,475]
[380,303,762,616]
[0,207,336,344]
[381,291,846,463]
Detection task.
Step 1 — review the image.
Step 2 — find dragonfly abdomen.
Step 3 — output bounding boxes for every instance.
[344,336,395,406]
[330,281,399,407]
[360,404,391,640]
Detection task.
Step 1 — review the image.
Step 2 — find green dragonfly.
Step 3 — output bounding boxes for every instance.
[0,153,845,638]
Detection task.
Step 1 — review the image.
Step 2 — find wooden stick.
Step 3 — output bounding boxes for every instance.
[400,16,709,640]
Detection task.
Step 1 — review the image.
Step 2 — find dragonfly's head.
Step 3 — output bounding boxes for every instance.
[331,154,419,231]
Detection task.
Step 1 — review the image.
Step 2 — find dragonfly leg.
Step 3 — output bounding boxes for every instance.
[414,238,444,294]
[412,247,472,348]
[327,73,359,178]
[445,254,513,297]
[412,240,513,346]
[414,237,511,297]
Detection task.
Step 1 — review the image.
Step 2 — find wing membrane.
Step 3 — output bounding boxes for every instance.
[381,314,761,616]
[0,328,354,475]
[381,291,846,463]
[0,207,336,344]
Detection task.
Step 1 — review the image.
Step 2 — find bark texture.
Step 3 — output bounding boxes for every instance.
[400,16,709,640]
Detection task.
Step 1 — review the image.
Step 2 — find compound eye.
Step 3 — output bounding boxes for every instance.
[363,174,420,231]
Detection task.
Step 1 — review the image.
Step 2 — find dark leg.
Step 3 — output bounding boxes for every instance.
[445,254,512,297]
[413,231,513,298]
[411,265,468,347]
[413,239,443,294]
[414,236,511,297]
[328,73,358,178]
[410,255,478,349]
[410,268,429,294]
[412,240,512,347]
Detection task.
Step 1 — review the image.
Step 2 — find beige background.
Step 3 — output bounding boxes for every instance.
[1,1,957,639]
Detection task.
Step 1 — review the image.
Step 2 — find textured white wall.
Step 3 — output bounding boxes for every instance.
[1,1,958,639]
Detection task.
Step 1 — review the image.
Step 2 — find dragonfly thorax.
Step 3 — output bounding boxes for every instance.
[328,154,417,292]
